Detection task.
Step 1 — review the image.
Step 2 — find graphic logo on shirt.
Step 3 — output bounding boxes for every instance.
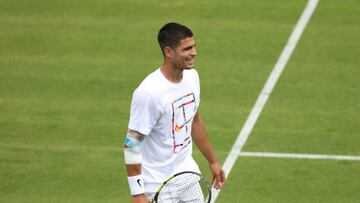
[171,93,197,153]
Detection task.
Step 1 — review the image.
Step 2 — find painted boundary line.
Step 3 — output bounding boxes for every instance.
[211,0,319,202]
[239,152,360,161]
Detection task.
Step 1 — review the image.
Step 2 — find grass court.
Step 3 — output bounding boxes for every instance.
[1,0,359,202]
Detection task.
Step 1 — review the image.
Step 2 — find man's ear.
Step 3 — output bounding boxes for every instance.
[164,46,174,59]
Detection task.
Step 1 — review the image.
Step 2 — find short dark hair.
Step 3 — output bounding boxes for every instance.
[157,22,193,54]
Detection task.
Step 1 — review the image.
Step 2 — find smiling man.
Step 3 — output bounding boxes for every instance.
[124,22,225,203]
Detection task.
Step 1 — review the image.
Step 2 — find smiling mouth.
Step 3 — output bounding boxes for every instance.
[187,58,195,63]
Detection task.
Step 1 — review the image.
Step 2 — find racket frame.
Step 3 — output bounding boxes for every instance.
[152,171,212,203]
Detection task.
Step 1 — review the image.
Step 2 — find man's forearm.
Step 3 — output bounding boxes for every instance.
[124,129,143,177]
[124,129,148,201]
[126,164,142,176]
[191,112,226,189]
[191,112,218,164]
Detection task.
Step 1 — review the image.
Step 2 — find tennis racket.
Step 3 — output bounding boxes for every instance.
[151,171,211,203]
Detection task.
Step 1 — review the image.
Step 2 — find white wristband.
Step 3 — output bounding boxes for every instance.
[127,175,145,195]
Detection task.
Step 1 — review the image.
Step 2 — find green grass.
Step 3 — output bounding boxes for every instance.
[1,145,122,202]
[244,0,360,155]
[0,0,359,202]
[218,157,360,203]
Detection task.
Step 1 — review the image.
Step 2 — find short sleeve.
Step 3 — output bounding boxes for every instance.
[128,88,160,136]
[192,69,201,105]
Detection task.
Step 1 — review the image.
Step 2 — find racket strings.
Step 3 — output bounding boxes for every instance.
[157,173,210,203]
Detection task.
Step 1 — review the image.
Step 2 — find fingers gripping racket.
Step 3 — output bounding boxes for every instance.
[151,171,211,203]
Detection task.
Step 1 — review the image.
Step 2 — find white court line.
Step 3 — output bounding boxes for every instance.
[239,152,360,161]
[211,0,319,202]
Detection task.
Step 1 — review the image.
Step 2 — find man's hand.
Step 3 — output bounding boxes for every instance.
[131,194,150,203]
[209,161,226,190]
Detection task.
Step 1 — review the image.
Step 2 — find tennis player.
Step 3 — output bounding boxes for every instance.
[124,22,225,203]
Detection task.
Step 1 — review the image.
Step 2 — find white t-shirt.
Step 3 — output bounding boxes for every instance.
[128,68,201,193]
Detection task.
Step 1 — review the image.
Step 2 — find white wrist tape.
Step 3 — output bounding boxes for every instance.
[127,175,145,195]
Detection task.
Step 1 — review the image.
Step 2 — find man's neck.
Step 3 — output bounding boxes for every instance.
[160,63,183,84]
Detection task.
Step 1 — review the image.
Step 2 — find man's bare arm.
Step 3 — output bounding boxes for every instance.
[124,129,149,203]
[191,112,225,190]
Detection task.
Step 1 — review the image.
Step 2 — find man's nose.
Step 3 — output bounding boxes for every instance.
[191,47,197,56]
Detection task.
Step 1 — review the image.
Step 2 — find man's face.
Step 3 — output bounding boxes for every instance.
[171,37,197,70]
